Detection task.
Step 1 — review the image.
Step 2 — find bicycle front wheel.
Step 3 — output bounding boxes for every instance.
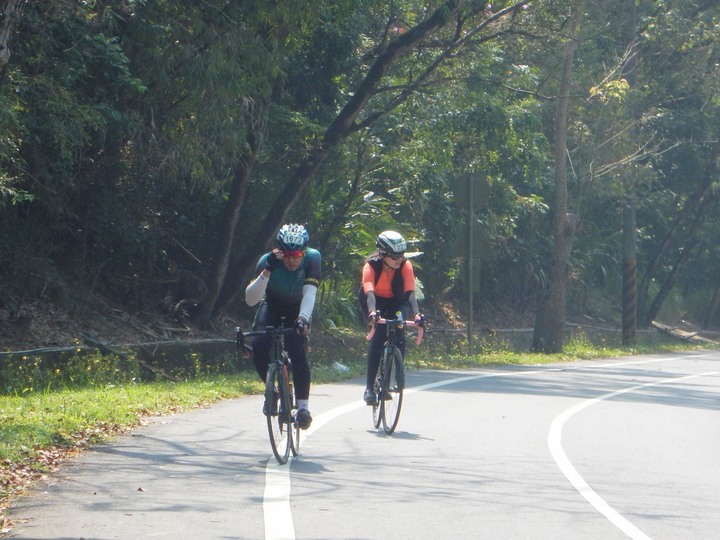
[380,347,404,434]
[266,363,292,464]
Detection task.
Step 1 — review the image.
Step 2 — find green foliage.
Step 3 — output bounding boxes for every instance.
[0,85,31,208]
[1,0,720,335]
[0,352,142,396]
[318,284,364,330]
[0,347,244,397]
[0,373,264,464]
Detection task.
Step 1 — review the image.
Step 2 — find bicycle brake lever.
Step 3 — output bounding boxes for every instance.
[415,325,424,345]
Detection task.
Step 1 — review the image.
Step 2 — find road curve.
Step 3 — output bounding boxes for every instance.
[8,350,720,539]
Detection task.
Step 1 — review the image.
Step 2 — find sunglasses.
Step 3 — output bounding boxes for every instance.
[383,253,405,260]
[283,249,305,259]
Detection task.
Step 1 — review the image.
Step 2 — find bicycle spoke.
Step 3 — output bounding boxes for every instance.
[288,373,300,456]
[381,348,404,434]
[266,365,292,464]
[372,372,383,428]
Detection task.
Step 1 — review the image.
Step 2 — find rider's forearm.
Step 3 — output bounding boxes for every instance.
[366,290,377,314]
[298,284,317,321]
[245,270,270,306]
[406,291,420,315]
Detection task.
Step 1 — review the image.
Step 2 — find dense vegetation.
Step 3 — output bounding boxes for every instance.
[1,1,720,352]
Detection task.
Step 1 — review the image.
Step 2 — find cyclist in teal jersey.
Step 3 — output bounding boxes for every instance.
[245,224,321,429]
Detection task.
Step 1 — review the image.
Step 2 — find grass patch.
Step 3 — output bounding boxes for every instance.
[0,372,263,521]
[406,332,704,370]
[0,374,263,463]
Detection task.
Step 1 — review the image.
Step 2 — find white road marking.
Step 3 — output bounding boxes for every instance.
[263,352,717,540]
[264,459,295,540]
[263,401,365,540]
[548,369,720,539]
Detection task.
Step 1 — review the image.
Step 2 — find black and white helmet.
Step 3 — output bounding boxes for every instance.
[276,223,309,251]
[376,230,407,255]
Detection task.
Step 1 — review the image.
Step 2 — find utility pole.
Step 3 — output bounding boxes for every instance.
[451,174,492,355]
[468,178,474,352]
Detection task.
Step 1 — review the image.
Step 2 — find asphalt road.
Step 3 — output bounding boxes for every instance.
[8,350,720,540]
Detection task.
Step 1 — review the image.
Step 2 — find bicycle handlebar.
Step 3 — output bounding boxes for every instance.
[235,325,297,351]
[366,318,424,345]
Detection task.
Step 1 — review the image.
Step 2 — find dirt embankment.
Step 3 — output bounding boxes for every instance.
[0,299,240,354]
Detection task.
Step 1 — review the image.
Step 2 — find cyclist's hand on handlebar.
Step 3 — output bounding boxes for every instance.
[264,250,282,273]
[367,310,379,326]
[414,312,425,327]
[295,316,310,336]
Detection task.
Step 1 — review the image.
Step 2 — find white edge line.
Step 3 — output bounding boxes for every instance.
[263,352,717,540]
[548,370,720,540]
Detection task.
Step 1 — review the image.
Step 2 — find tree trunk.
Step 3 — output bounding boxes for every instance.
[643,235,701,327]
[208,0,476,318]
[531,0,584,353]
[316,140,367,256]
[195,136,262,328]
[621,0,638,346]
[198,0,533,321]
[641,188,717,326]
[703,283,720,328]
[637,142,719,324]
[0,0,27,87]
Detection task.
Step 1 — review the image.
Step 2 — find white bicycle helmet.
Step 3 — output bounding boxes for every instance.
[276,223,309,251]
[376,230,407,255]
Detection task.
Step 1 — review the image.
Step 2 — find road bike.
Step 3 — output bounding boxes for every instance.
[236,324,300,464]
[366,312,424,434]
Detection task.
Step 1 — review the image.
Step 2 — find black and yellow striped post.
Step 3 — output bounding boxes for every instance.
[622,257,636,346]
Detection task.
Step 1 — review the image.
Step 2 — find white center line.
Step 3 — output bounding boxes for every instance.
[264,459,295,540]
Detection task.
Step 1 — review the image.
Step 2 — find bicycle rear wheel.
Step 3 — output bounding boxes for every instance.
[288,373,300,456]
[289,414,300,456]
[380,347,404,434]
[266,363,292,464]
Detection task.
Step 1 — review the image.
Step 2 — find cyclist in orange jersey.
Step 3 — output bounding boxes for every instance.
[359,231,424,405]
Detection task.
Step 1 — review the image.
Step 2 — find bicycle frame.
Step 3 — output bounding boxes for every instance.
[366,313,424,433]
[236,324,300,464]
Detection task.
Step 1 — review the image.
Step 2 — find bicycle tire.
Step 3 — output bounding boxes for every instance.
[371,358,384,428]
[290,414,300,456]
[381,347,404,434]
[288,367,300,456]
[266,363,292,464]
